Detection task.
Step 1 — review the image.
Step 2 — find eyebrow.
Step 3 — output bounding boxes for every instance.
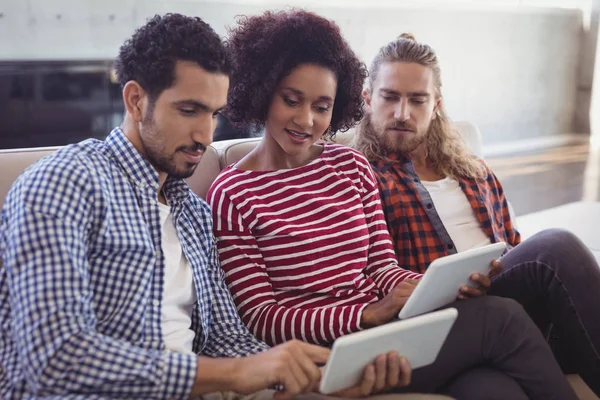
[281,87,334,102]
[379,88,430,97]
[174,99,225,113]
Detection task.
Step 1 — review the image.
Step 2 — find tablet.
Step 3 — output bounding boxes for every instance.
[398,241,506,320]
[319,307,458,394]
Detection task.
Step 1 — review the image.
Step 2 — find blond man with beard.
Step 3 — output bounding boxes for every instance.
[352,33,600,397]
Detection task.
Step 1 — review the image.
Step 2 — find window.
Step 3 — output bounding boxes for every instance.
[9,75,34,100]
[0,61,259,149]
[0,61,124,149]
[42,71,106,102]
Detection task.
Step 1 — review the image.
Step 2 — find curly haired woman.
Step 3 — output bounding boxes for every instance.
[207,9,577,400]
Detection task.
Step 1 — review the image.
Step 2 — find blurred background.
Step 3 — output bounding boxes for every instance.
[1,0,598,147]
[1,0,600,210]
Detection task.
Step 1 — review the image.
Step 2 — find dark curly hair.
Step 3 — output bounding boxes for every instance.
[115,13,231,102]
[225,10,368,138]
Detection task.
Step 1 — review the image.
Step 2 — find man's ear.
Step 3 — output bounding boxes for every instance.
[432,97,442,120]
[123,81,148,123]
[363,88,373,113]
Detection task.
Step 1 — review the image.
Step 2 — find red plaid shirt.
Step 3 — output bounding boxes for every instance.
[371,152,520,274]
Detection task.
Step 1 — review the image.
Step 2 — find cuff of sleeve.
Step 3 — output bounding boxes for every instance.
[409,272,424,281]
[160,351,197,400]
[352,303,370,333]
[385,270,424,292]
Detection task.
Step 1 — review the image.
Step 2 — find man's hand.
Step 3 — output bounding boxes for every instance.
[361,279,419,328]
[457,259,503,300]
[237,340,330,400]
[192,340,330,400]
[332,352,412,397]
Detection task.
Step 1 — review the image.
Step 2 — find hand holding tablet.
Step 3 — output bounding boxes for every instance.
[398,242,506,319]
[319,308,458,394]
[319,242,507,394]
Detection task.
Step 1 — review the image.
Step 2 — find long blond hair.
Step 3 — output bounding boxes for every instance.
[353,34,485,179]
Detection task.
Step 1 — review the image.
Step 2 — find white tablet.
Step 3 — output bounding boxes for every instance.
[319,307,458,394]
[398,242,506,320]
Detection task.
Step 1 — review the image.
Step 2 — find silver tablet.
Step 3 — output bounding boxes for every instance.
[398,242,506,320]
[319,308,458,394]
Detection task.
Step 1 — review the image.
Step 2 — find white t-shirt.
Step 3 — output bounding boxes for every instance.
[421,177,491,253]
[157,201,197,355]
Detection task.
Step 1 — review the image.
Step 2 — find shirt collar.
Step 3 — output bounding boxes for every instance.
[372,151,413,173]
[105,127,190,205]
[384,151,412,164]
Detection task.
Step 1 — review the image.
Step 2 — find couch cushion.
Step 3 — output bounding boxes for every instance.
[330,129,355,147]
[186,145,221,200]
[212,138,262,168]
[453,121,483,158]
[516,201,600,264]
[0,144,221,206]
[211,131,356,169]
[0,146,60,210]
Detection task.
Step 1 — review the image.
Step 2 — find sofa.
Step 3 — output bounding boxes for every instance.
[0,122,597,399]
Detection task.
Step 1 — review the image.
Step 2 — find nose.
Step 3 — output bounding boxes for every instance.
[393,99,410,122]
[292,105,314,131]
[191,114,217,147]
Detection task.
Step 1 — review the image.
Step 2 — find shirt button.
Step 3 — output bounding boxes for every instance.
[426,203,433,209]
[447,244,454,250]
[413,178,419,183]
[152,299,160,307]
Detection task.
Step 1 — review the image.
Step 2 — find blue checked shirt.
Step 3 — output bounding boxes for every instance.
[0,128,269,399]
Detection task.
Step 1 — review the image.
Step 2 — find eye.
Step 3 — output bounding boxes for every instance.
[411,99,426,105]
[180,108,196,116]
[382,95,397,102]
[283,96,300,107]
[212,110,221,119]
[315,106,331,113]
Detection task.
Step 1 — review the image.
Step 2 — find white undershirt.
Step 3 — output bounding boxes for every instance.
[421,177,491,253]
[157,201,197,355]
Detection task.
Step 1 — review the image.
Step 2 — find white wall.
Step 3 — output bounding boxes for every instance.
[0,0,584,145]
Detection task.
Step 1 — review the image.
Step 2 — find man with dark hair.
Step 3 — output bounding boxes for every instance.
[0,14,341,400]
[351,33,600,397]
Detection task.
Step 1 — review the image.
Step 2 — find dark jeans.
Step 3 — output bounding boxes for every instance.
[490,228,600,395]
[395,296,577,399]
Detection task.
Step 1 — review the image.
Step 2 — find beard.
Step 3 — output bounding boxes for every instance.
[139,111,204,180]
[364,113,426,155]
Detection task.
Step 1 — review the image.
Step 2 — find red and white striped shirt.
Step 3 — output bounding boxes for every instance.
[207,144,422,346]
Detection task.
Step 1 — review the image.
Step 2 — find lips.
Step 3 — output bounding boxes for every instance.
[285,128,312,143]
[180,149,204,164]
[389,127,414,134]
